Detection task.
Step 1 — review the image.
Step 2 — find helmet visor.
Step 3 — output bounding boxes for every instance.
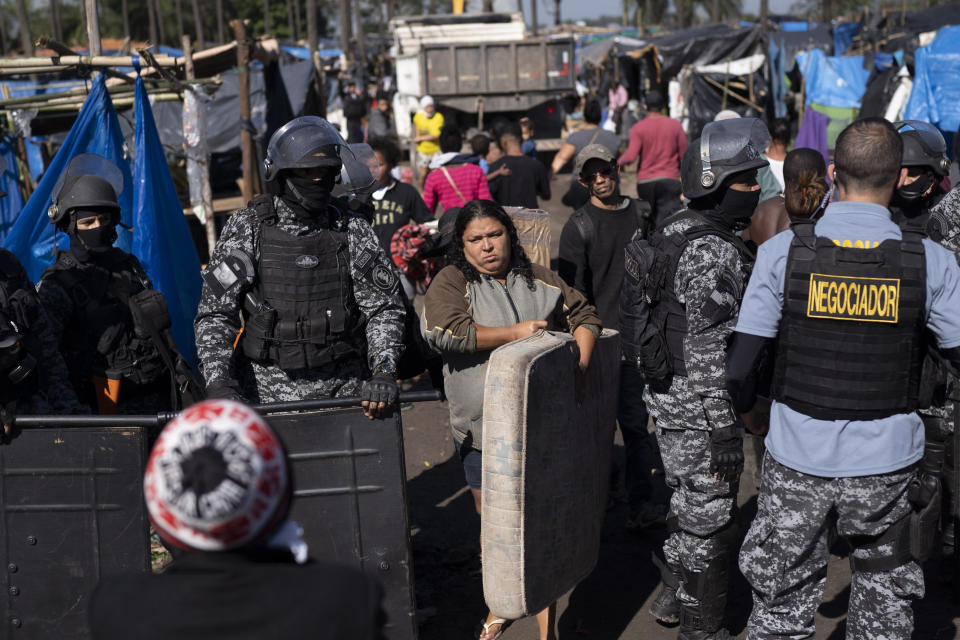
[333,143,379,199]
[51,153,124,205]
[702,118,770,164]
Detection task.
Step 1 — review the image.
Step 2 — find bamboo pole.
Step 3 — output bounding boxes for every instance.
[85,0,102,57]
[155,0,167,45]
[0,55,177,68]
[231,19,255,203]
[175,0,185,46]
[339,0,351,63]
[183,34,217,258]
[264,0,271,35]
[0,11,7,55]
[147,0,159,46]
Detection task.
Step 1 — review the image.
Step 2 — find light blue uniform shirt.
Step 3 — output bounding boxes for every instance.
[736,201,960,477]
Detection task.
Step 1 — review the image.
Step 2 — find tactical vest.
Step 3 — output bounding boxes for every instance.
[772,221,927,420]
[42,250,167,402]
[649,210,752,377]
[240,196,361,372]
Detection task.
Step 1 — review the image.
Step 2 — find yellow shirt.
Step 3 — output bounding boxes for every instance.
[413,111,444,155]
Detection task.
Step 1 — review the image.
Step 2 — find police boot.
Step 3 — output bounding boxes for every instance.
[648,555,681,624]
[677,524,737,640]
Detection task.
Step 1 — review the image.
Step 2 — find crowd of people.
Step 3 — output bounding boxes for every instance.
[2,67,960,640]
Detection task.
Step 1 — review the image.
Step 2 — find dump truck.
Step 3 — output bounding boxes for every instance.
[390,12,575,145]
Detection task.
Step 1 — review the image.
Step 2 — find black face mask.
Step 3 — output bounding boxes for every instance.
[893,171,936,209]
[716,188,761,230]
[283,174,336,216]
[69,225,117,261]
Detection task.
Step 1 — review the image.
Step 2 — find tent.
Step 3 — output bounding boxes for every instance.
[904,25,960,138]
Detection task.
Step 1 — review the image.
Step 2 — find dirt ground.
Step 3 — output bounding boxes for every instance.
[399,173,960,639]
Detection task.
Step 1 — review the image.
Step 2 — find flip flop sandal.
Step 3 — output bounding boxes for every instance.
[477,616,509,640]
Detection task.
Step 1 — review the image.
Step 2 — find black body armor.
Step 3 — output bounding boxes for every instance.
[42,249,168,407]
[772,221,927,420]
[240,197,361,372]
[622,210,752,379]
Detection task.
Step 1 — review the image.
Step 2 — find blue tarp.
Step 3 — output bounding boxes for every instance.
[3,75,133,282]
[795,49,869,109]
[132,75,201,364]
[0,138,24,244]
[280,44,343,59]
[904,25,960,134]
[833,22,860,57]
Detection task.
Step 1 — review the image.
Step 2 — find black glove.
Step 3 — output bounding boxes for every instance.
[908,440,944,510]
[709,423,744,483]
[205,380,243,401]
[361,372,399,407]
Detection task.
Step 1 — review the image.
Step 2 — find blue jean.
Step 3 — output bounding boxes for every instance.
[617,361,656,507]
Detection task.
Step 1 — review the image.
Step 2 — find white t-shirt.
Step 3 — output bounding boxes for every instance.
[766,156,785,192]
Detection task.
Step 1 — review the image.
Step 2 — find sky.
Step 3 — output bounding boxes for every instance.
[487,0,798,23]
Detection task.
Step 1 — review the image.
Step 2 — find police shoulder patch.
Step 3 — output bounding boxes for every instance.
[355,246,377,276]
[371,264,398,293]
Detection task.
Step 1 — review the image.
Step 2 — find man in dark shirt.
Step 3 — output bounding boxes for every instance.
[488,122,551,209]
[368,137,434,299]
[558,144,664,530]
[342,79,368,144]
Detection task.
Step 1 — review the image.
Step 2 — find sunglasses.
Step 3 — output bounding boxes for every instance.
[582,164,618,183]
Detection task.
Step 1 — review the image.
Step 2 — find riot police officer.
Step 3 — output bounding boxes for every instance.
[38,154,196,415]
[0,247,80,433]
[194,116,405,417]
[892,121,959,589]
[727,117,960,639]
[621,117,769,639]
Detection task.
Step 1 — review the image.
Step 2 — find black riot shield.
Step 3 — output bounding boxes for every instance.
[268,407,417,640]
[0,425,149,639]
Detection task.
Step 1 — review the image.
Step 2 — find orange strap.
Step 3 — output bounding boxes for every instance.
[93,376,122,415]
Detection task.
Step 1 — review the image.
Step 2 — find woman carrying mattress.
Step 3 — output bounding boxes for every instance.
[421,199,601,640]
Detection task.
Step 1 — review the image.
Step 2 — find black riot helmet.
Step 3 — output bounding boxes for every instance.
[894,120,951,177]
[263,116,345,182]
[47,153,124,232]
[681,118,770,200]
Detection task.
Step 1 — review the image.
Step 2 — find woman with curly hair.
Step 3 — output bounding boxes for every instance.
[421,200,601,640]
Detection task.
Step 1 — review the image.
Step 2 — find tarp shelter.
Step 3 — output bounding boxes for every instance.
[795,49,869,109]
[3,75,134,282]
[904,25,960,139]
[682,54,768,139]
[132,74,202,364]
[645,23,765,83]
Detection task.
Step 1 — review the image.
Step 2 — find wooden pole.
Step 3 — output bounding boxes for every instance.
[354,0,366,62]
[0,10,8,55]
[192,0,205,47]
[286,0,296,40]
[293,0,302,41]
[216,0,225,44]
[85,0,102,57]
[121,0,131,40]
[339,0,351,63]
[622,0,628,27]
[231,19,255,203]
[0,55,178,68]
[554,0,560,26]
[264,0,271,35]
[530,0,538,36]
[147,0,159,46]
[155,0,167,45]
[175,0,185,46]
[307,0,323,117]
[50,0,63,42]
[386,0,395,21]
[183,34,217,258]
[14,0,31,55]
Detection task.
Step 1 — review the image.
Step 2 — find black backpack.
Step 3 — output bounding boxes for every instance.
[619,210,751,380]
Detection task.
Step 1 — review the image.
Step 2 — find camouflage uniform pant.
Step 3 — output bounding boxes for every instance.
[657,427,739,607]
[741,452,923,640]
